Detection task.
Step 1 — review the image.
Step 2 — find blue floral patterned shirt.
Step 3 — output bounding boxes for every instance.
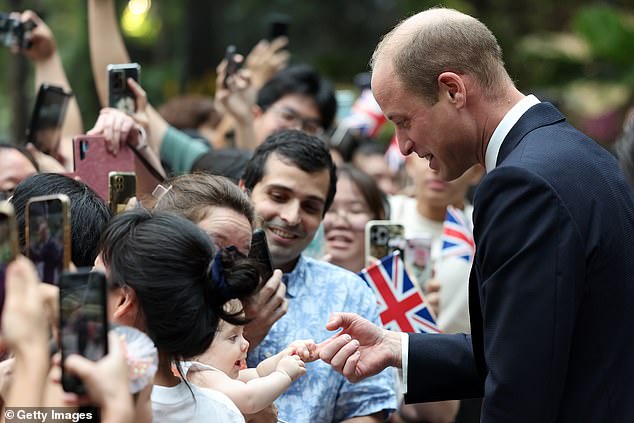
[247,255,397,423]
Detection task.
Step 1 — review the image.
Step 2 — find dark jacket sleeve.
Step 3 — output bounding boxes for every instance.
[405,332,483,403]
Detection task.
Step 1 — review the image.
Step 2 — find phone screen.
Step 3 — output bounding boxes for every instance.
[0,203,18,317]
[26,196,70,285]
[248,229,274,282]
[60,270,108,394]
[27,84,71,154]
[107,63,141,114]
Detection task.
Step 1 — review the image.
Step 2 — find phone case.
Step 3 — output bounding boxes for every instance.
[248,229,274,282]
[108,172,137,214]
[26,83,72,154]
[223,46,242,88]
[73,135,135,201]
[24,194,71,285]
[365,220,405,265]
[404,235,433,288]
[59,269,108,394]
[107,63,140,114]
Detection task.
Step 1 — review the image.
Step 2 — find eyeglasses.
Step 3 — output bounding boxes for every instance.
[268,106,324,136]
[325,207,371,229]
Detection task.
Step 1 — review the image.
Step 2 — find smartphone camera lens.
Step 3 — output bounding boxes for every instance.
[113,70,125,90]
[376,227,389,245]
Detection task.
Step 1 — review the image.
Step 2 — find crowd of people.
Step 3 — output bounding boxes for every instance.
[1,2,633,423]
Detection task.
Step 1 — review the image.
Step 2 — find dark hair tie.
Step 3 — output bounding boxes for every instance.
[210,249,232,300]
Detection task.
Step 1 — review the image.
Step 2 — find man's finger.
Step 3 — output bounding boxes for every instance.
[318,333,352,364]
[325,312,359,331]
[342,351,362,381]
[329,339,359,371]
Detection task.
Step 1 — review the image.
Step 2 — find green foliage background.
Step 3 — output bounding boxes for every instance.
[1,0,633,145]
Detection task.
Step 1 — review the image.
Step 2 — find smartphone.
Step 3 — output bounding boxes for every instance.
[223,45,242,89]
[73,135,136,201]
[25,194,71,285]
[248,228,274,282]
[107,63,141,114]
[268,14,289,41]
[0,201,19,318]
[108,172,136,214]
[404,235,433,288]
[365,220,405,266]
[59,269,108,394]
[0,13,36,50]
[26,83,72,155]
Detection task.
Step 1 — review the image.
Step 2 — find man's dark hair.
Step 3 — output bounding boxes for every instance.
[241,129,337,215]
[11,173,113,267]
[256,64,337,131]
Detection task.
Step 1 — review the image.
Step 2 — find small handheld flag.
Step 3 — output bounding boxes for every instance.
[359,252,441,334]
[441,206,475,262]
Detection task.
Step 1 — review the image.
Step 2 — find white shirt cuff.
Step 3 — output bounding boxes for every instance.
[401,332,409,395]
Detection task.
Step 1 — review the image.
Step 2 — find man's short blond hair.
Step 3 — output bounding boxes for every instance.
[371,8,508,103]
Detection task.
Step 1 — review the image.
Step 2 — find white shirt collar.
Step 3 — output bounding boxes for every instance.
[484,95,540,172]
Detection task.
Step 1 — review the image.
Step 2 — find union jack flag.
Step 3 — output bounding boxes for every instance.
[441,206,475,262]
[341,89,387,137]
[384,135,406,172]
[359,252,441,334]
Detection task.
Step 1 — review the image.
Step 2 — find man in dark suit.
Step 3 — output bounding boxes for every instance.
[318,7,634,423]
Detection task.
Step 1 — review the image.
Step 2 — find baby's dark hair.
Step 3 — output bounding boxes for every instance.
[99,209,260,359]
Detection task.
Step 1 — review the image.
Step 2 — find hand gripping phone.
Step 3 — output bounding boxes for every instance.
[107,62,141,114]
[59,269,108,394]
[223,45,243,89]
[25,194,71,285]
[26,83,72,155]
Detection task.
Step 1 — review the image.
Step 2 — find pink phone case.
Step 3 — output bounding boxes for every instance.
[73,135,135,200]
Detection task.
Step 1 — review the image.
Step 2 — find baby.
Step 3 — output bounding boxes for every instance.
[182,301,318,415]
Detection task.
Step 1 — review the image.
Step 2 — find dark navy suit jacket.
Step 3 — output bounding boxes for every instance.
[403,103,634,422]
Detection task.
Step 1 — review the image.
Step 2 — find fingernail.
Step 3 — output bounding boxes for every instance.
[343,334,352,342]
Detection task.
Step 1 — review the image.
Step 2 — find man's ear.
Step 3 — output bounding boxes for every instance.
[438,72,466,108]
[238,179,247,192]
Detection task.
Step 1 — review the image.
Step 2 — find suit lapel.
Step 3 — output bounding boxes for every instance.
[469,101,565,382]
[496,102,565,166]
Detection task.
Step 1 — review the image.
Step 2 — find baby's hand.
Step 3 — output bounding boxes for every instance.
[286,339,318,362]
[275,355,306,382]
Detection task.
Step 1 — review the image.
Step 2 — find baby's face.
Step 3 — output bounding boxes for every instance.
[202,320,250,379]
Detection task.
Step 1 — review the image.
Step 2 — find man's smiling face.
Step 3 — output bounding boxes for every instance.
[249,153,330,272]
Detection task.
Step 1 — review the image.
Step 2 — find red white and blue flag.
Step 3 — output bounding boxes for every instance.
[441,206,475,262]
[340,89,387,138]
[359,252,441,334]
